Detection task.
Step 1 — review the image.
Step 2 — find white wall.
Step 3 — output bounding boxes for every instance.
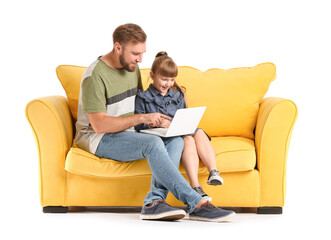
[1,0,330,238]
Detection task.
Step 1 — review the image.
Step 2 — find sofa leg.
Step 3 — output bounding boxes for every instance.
[257,207,282,214]
[43,206,68,213]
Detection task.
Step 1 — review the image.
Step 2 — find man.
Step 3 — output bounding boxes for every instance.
[75,23,235,222]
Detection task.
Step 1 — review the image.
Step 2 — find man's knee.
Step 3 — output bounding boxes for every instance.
[142,135,165,156]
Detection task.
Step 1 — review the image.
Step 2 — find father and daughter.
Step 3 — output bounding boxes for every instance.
[78,23,235,222]
[135,51,224,203]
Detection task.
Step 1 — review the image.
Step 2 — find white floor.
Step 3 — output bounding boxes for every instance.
[3,197,329,240]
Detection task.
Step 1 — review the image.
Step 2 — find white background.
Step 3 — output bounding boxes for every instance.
[1,0,330,239]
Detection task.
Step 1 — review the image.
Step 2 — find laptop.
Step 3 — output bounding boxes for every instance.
[140,106,206,137]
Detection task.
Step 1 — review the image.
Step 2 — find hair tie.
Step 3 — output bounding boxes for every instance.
[155,51,168,58]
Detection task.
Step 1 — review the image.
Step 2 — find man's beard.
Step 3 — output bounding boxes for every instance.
[119,54,136,72]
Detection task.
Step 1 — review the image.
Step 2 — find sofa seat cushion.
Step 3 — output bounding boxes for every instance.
[209,136,256,173]
[65,137,256,178]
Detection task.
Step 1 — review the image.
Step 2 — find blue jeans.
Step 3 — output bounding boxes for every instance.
[95,131,202,213]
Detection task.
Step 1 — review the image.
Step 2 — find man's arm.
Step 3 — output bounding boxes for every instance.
[88,112,171,134]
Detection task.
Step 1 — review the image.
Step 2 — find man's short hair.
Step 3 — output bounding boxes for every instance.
[113,23,147,46]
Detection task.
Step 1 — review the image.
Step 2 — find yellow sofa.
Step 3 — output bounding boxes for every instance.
[25,62,298,214]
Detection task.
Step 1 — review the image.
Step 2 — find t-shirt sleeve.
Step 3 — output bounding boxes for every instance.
[81,76,107,113]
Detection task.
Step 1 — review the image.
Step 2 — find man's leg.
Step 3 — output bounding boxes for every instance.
[143,136,184,205]
[95,131,202,213]
[96,131,236,222]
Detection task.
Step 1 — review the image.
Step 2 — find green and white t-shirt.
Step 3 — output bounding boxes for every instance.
[75,57,142,154]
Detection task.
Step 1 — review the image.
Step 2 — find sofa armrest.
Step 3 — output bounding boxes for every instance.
[25,95,74,207]
[255,97,298,207]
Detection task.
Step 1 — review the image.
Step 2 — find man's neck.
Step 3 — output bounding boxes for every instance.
[100,51,123,70]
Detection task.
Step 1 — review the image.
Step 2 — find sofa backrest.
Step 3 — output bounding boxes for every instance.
[57,62,276,139]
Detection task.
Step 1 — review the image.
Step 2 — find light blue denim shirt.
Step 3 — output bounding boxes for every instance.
[134,84,186,131]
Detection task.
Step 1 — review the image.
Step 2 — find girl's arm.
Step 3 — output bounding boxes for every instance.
[134,95,151,131]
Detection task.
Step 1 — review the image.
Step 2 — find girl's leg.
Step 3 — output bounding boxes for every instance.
[181,136,200,188]
[193,129,217,171]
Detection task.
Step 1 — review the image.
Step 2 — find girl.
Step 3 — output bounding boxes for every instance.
[135,52,223,201]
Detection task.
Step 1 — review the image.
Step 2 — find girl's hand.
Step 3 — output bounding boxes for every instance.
[159,119,171,128]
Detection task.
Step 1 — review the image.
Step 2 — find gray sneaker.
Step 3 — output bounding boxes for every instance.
[140,200,186,221]
[189,202,235,222]
[207,169,224,185]
[193,186,212,202]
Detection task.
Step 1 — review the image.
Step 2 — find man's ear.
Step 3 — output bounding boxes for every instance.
[150,71,154,80]
[114,42,122,54]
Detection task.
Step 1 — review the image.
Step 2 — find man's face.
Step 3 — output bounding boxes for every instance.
[119,41,146,72]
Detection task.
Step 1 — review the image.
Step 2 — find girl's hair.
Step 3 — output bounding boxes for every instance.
[151,51,186,93]
[151,51,178,78]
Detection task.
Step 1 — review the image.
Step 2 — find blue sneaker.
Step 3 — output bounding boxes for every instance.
[189,202,235,222]
[140,200,186,221]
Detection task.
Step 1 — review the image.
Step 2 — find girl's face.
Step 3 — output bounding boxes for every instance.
[150,72,176,96]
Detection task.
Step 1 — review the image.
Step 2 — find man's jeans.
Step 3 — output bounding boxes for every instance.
[95,131,202,213]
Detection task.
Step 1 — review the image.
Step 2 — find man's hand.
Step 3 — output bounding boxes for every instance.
[143,113,171,127]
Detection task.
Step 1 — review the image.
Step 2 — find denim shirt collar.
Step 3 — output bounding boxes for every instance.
[137,84,184,106]
[148,84,176,98]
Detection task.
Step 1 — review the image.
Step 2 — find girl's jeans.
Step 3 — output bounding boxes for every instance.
[95,131,202,213]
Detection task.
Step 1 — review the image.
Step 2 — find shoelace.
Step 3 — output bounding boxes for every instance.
[204,202,217,209]
[198,201,218,209]
[148,200,169,207]
[209,169,220,178]
[194,186,207,196]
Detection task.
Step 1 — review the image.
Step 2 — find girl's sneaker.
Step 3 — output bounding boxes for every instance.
[193,186,212,202]
[207,169,224,186]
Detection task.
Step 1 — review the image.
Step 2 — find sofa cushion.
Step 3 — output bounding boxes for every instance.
[210,136,256,173]
[56,65,86,120]
[65,136,256,178]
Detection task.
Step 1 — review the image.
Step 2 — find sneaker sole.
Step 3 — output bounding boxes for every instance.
[189,211,236,222]
[207,179,223,185]
[140,210,186,221]
[207,176,224,186]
